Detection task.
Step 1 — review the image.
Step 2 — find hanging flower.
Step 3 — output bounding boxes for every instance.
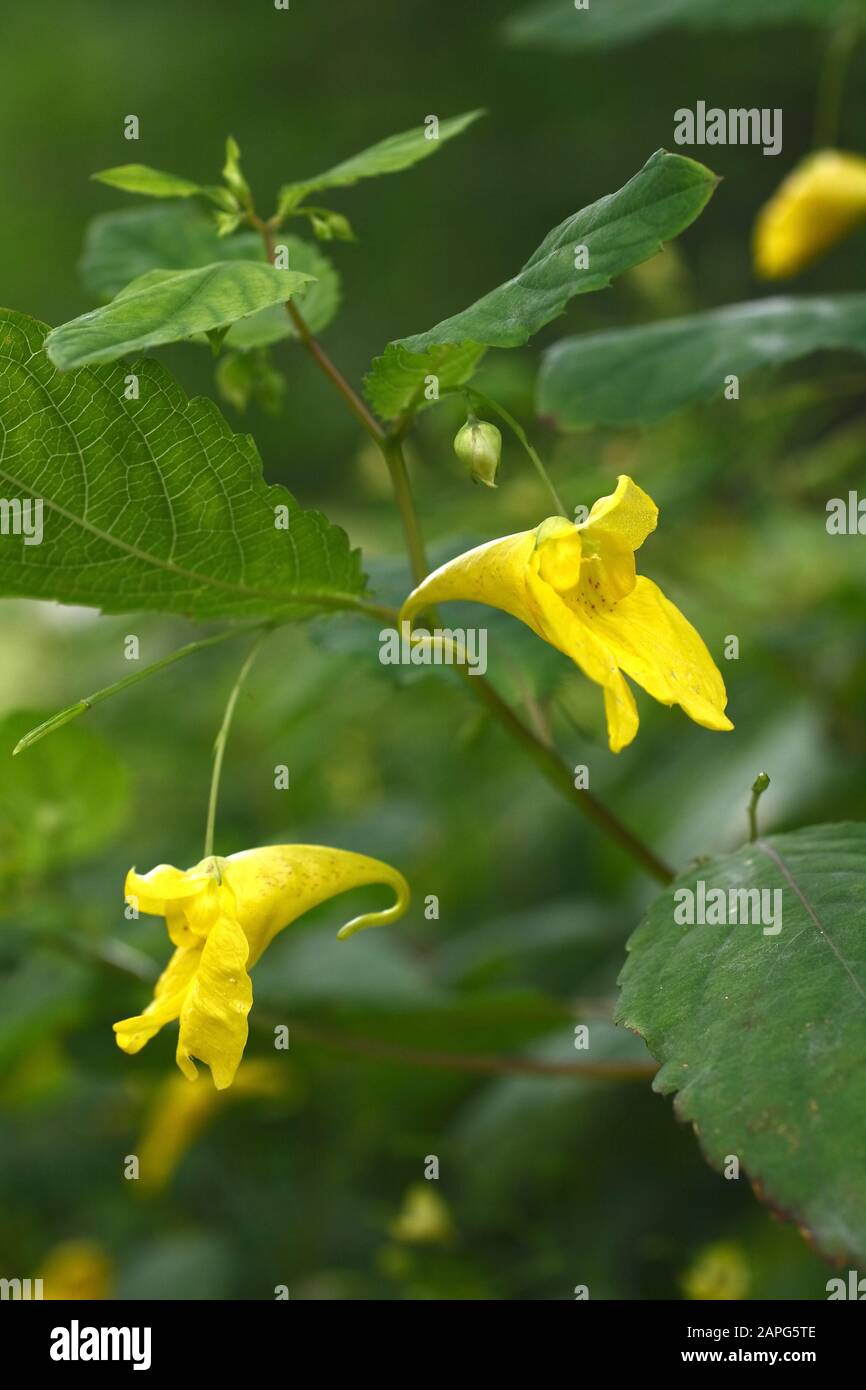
[114,845,410,1089]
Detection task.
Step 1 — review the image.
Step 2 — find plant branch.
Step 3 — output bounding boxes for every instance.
[458,667,673,884]
[12,624,266,756]
[253,216,384,446]
[261,1016,658,1081]
[382,436,430,586]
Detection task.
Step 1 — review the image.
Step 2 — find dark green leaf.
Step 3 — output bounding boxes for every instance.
[538,294,866,428]
[45,262,314,370]
[0,309,364,619]
[505,0,862,51]
[618,823,866,1262]
[364,149,718,418]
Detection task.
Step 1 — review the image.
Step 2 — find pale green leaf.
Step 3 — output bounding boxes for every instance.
[538,294,866,428]
[505,0,863,51]
[277,109,483,214]
[44,262,314,370]
[91,163,205,199]
[79,207,340,343]
[618,823,866,1263]
[364,148,718,418]
[0,309,364,620]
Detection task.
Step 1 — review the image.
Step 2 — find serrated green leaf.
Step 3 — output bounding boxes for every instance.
[92,164,205,198]
[363,341,486,420]
[617,823,866,1263]
[79,207,340,344]
[505,0,863,51]
[227,238,341,346]
[45,262,314,370]
[0,309,364,620]
[538,294,866,428]
[277,109,483,215]
[364,149,717,418]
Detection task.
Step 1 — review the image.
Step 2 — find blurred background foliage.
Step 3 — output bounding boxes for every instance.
[1,0,865,1300]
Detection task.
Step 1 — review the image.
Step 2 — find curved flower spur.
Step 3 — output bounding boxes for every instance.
[400,475,733,753]
[114,845,410,1089]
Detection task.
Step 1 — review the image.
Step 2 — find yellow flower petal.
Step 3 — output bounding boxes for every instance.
[125,863,214,915]
[581,474,658,553]
[38,1240,112,1301]
[589,576,733,732]
[175,894,252,1089]
[136,1060,289,1193]
[221,844,411,952]
[753,149,866,279]
[113,942,202,1054]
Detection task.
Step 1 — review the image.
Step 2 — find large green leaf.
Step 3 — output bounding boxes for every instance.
[80,207,340,343]
[45,262,313,370]
[277,110,483,215]
[80,206,260,297]
[505,0,862,51]
[618,823,866,1262]
[538,294,866,428]
[364,149,718,418]
[0,309,364,619]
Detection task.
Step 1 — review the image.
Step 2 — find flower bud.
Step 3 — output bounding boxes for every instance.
[454,419,501,487]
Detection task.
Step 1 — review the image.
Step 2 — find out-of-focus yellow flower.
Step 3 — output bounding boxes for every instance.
[681,1240,750,1301]
[400,475,732,753]
[39,1240,112,1300]
[389,1184,456,1245]
[114,845,410,1089]
[136,1059,289,1192]
[753,149,866,278]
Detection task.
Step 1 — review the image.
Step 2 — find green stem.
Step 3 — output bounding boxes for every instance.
[203,632,270,858]
[400,629,673,885]
[12,625,266,756]
[461,385,568,517]
[459,667,673,884]
[748,772,771,844]
[813,13,862,148]
[383,436,430,586]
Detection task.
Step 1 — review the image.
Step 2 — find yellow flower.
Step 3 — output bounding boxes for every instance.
[136,1060,290,1192]
[114,845,410,1089]
[389,1183,456,1246]
[400,475,732,753]
[39,1240,112,1300]
[753,149,866,278]
[681,1240,750,1301]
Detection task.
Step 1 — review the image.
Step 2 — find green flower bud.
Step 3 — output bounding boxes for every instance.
[454,419,502,488]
